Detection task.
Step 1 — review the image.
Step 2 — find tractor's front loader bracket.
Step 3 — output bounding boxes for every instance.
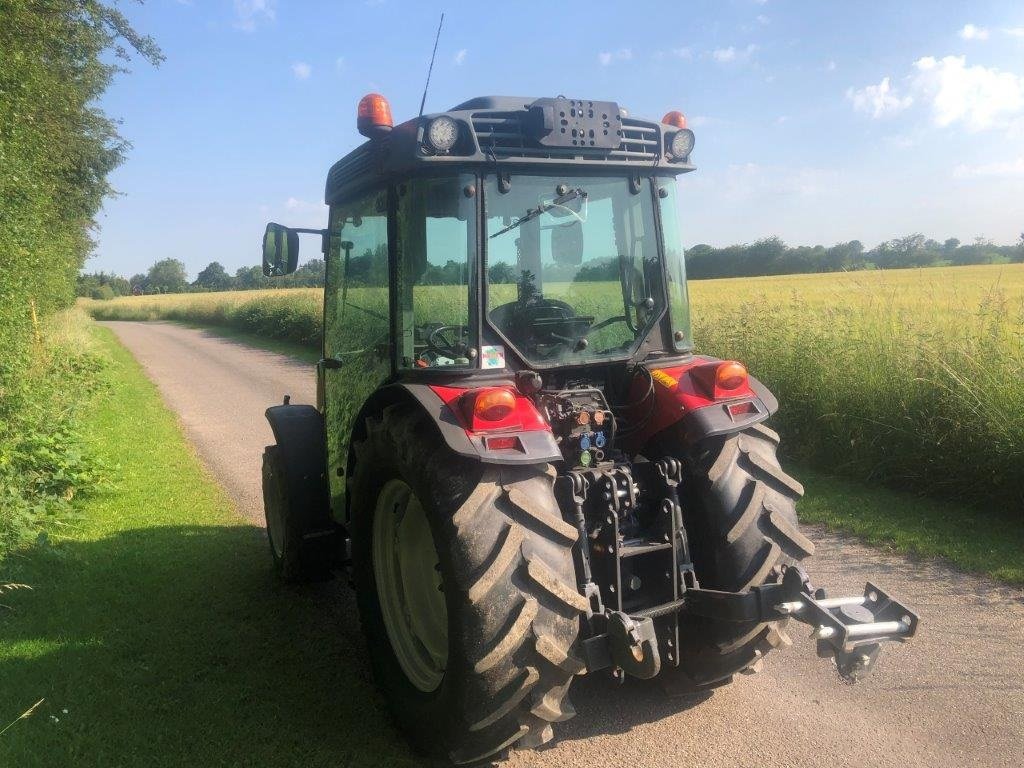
[682,564,919,681]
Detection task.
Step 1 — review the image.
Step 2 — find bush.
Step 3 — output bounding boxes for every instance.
[0,312,109,560]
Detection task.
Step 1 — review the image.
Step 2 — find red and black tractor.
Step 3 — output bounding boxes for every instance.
[259,94,918,764]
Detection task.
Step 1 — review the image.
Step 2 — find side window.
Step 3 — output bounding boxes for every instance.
[656,178,692,350]
[323,188,390,514]
[395,174,476,369]
[325,190,390,357]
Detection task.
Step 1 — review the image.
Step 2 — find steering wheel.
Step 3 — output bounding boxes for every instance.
[426,325,469,358]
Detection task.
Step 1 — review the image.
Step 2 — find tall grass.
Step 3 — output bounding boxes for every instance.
[85,264,1024,509]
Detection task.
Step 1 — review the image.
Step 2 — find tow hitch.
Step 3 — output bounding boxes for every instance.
[668,565,918,681]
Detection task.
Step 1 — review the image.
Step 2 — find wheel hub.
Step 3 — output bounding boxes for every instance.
[373,479,448,692]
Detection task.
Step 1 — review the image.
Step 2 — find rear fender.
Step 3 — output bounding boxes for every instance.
[626,358,778,449]
[342,383,561,522]
[264,403,333,528]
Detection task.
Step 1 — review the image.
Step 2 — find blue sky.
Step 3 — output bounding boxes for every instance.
[92,0,1024,278]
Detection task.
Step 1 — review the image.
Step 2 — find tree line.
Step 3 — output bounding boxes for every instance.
[78,257,327,298]
[81,232,1024,298]
[685,234,1024,280]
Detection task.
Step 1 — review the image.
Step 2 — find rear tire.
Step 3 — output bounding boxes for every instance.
[660,423,815,692]
[350,404,585,764]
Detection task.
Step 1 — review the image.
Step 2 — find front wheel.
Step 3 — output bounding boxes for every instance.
[350,404,586,764]
[660,423,816,692]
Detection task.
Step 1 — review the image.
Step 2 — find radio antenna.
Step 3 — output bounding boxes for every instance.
[418,12,445,118]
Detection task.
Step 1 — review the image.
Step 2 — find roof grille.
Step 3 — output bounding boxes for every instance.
[325,141,381,197]
[472,112,660,162]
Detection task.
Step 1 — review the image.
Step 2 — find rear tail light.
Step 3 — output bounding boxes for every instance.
[471,388,516,421]
[716,362,748,391]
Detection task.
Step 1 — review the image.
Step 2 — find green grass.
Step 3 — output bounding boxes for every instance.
[0,326,425,768]
[797,466,1024,584]
[2,319,1022,768]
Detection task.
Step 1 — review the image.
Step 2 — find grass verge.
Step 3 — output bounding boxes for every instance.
[0,325,423,767]
[798,466,1024,585]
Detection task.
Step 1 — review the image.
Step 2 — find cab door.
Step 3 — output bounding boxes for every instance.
[322,186,392,518]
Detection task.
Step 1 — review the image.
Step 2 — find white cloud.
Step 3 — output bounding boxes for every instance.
[757,14,769,25]
[653,47,692,61]
[1005,27,1024,38]
[598,48,632,66]
[912,55,1024,130]
[335,57,346,73]
[958,23,989,41]
[846,77,913,118]
[453,49,467,66]
[826,60,837,72]
[953,158,1024,178]
[233,0,275,32]
[291,62,311,80]
[712,44,757,64]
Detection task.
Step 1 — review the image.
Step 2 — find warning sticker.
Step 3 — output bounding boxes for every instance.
[480,345,506,369]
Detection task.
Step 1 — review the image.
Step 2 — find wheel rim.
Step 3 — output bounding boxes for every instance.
[266,463,286,559]
[372,479,447,693]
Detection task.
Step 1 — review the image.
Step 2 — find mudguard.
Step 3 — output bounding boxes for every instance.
[626,358,780,449]
[264,403,333,532]
[356,383,562,467]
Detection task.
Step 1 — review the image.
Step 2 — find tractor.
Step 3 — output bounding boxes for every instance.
[259,94,918,764]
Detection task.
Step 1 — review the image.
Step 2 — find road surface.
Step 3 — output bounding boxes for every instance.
[106,320,1024,768]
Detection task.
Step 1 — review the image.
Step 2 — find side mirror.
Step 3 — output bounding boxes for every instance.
[262,223,300,276]
[551,223,583,266]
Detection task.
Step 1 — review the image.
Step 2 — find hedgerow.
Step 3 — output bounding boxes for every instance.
[0,2,160,561]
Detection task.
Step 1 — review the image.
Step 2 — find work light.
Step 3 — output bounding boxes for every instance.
[669,129,695,160]
[426,116,459,152]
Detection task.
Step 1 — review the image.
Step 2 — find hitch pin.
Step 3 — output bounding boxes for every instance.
[811,619,912,641]
[775,595,866,615]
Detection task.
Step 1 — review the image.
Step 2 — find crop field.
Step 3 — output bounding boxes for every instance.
[85,263,1024,509]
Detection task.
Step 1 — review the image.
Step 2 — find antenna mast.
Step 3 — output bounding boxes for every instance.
[418,12,445,118]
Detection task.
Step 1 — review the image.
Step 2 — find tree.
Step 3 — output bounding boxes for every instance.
[193,261,233,292]
[146,258,188,293]
[234,265,267,290]
[488,262,517,284]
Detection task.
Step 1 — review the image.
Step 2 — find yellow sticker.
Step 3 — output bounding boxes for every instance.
[651,369,678,390]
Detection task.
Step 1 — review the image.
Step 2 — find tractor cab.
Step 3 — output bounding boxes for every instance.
[258,94,919,765]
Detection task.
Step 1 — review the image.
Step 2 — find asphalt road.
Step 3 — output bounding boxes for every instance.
[106,320,1024,768]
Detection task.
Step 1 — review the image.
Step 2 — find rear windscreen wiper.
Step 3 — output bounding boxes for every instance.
[490,188,586,239]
